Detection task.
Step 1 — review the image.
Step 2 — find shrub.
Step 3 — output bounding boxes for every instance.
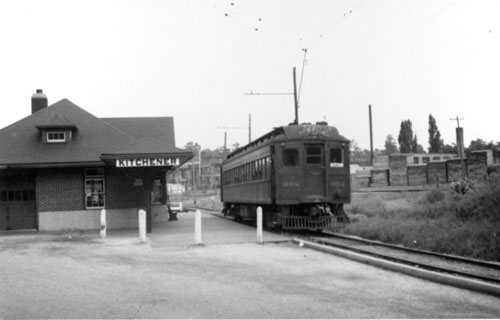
[449,178,475,195]
[342,174,500,261]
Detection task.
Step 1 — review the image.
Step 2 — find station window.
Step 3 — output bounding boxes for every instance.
[85,168,105,209]
[283,149,299,166]
[413,157,419,164]
[422,157,430,164]
[330,148,344,167]
[306,145,323,165]
[47,131,66,143]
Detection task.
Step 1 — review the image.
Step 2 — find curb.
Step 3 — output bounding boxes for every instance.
[293,238,500,298]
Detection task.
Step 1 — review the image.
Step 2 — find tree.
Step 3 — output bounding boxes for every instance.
[412,135,425,153]
[442,143,457,154]
[183,141,201,154]
[383,134,398,155]
[468,139,493,151]
[398,120,414,153]
[428,114,443,153]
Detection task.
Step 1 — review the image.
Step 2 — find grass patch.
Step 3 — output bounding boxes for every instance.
[344,175,500,262]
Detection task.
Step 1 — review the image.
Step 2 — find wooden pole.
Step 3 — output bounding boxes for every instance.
[248,113,252,143]
[369,104,374,166]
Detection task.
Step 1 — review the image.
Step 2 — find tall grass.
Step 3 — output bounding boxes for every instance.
[343,174,500,262]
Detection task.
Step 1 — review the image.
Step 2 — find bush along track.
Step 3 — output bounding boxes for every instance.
[343,174,500,262]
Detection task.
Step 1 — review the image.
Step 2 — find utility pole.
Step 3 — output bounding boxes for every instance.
[244,67,299,125]
[217,120,250,150]
[450,115,466,178]
[248,113,252,142]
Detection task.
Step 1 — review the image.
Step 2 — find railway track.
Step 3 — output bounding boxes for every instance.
[189,206,500,296]
[298,231,500,286]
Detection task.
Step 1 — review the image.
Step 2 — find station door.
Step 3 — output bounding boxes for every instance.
[0,172,37,231]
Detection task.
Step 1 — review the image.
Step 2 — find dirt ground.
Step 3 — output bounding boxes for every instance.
[1,230,500,319]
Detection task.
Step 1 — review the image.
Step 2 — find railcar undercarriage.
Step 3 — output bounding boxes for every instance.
[222,203,350,231]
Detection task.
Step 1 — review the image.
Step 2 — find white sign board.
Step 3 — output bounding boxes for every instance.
[116,158,179,168]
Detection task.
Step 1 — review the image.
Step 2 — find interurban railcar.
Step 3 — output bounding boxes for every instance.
[220,122,351,230]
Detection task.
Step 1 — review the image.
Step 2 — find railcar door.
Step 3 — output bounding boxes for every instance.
[303,144,326,200]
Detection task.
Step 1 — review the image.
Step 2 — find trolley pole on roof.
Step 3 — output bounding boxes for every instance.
[293,67,299,125]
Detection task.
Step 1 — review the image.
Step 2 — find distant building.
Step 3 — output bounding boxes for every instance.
[373,153,458,169]
[168,153,225,191]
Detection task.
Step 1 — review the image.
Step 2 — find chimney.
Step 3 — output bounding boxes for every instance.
[31,89,48,114]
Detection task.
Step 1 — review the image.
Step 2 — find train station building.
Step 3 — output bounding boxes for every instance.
[0,90,193,232]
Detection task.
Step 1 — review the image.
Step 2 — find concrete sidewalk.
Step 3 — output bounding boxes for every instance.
[150,210,290,248]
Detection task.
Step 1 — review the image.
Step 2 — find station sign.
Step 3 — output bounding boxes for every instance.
[116,158,179,168]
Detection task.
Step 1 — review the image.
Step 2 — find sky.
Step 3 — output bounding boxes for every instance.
[0,0,498,151]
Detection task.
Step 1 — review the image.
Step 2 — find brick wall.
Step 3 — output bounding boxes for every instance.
[447,159,465,182]
[468,151,490,180]
[105,167,166,210]
[37,166,167,213]
[370,169,389,187]
[426,162,447,185]
[407,165,426,186]
[37,168,84,212]
[389,155,408,186]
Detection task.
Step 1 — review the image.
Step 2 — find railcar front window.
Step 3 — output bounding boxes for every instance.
[283,148,299,166]
[330,148,344,167]
[306,146,323,165]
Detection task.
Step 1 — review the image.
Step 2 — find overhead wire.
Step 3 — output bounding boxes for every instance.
[393,0,456,47]
[295,0,368,105]
[297,48,308,103]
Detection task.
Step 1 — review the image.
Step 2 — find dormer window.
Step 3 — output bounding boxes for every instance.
[35,113,78,144]
[47,131,66,143]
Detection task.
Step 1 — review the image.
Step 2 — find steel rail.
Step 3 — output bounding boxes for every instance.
[301,234,500,285]
[322,231,500,270]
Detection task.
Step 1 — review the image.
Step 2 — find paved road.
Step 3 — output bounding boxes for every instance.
[1,211,499,319]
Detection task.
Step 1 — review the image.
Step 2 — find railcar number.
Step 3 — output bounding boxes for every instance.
[283,181,300,188]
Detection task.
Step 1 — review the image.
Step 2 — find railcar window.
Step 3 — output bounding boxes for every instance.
[306,146,323,165]
[283,148,299,166]
[235,167,241,184]
[330,148,344,167]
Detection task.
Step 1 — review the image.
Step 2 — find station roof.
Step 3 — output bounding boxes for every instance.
[0,98,192,168]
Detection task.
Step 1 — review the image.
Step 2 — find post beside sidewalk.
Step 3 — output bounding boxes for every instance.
[257,206,263,244]
[100,209,106,239]
[139,209,146,243]
[195,210,202,245]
